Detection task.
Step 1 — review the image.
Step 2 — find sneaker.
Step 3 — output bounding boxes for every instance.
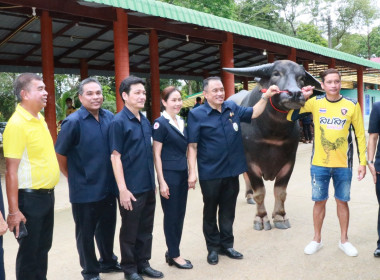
[339,241,358,257]
[304,241,323,255]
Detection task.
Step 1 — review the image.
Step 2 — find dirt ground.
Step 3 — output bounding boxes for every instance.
[0,142,379,280]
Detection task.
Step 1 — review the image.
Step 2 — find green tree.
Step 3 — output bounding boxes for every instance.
[158,0,236,19]
[296,23,328,46]
[0,73,17,121]
[234,0,280,30]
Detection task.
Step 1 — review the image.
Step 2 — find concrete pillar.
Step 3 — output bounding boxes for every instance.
[328,58,336,69]
[288,48,296,62]
[80,58,88,80]
[243,77,248,90]
[40,10,57,142]
[267,53,275,63]
[303,61,309,71]
[113,8,129,112]
[220,32,234,98]
[357,66,364,115]
[149,29,160,122]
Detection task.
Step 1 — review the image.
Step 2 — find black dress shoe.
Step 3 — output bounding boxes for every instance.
[374,248,380,257]
[220,248,243,259]
[139,267,164,278]
[168,257,193,269]
[100,261,122,273]
[207,250,218,265]
[125,273,143,280]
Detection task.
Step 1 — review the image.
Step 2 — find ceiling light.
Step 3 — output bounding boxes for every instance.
[263,49,267,56]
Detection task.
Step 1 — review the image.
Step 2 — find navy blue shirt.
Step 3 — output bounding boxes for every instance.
[108,106,155,194]
[368,102,380,171]
[187,100,253,180]
[152,115,188,171]
[55,106,117,203]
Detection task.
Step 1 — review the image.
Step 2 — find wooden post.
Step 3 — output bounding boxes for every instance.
[40,10,57,141]
[113,8,129,112]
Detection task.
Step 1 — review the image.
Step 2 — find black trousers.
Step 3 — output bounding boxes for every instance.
[119,190,156,275]
[303,123,312,141]
[72,195,118,280]
[17,191,55,280]
[376,174,380,249]
[199,176,239,252]
[160,170,188,258]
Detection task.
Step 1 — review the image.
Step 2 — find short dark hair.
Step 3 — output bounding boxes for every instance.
[203,76,221,91]
[161,86,180,102]
[119,75,145,99]
[320,68,341,83]
[14,73,42,102]
[78,77,102,95]
[196,96,202,102]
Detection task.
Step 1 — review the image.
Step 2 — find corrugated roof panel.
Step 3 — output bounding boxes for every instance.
[83,0,380,70]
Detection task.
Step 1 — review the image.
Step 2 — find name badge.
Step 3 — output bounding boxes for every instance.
[233,122,238,131]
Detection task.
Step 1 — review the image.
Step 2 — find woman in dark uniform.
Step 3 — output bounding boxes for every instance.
[153,86,193,269]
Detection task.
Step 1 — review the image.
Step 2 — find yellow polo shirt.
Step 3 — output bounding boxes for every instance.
[3,104,60,189]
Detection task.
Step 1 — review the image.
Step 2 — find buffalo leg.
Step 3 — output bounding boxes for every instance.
[272,162,294,229]
[243,173,255,205]
[247,169,271,231]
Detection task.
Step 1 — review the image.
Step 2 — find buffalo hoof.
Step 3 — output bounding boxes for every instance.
[246,198,256,205]
[284,219,291,228]
[273,215,290,229]
[253,216,263,230]
[263,216,271,231]
[253,220,263,231]
[273,221,289,229]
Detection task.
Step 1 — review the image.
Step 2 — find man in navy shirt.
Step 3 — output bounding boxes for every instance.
[188,76,279,265]
[55,77,121,280]
[367,101,380,258]
[109,76,162,280]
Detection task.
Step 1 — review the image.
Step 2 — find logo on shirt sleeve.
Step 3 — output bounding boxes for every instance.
[153,122,160,129]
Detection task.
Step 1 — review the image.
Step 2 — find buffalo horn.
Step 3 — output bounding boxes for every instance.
[223,63,274,78]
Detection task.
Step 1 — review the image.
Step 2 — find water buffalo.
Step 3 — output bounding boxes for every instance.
[224,60,321,230]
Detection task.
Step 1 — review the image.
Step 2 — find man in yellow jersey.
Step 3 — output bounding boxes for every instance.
[3,73,60,279]
[287,68,366,257]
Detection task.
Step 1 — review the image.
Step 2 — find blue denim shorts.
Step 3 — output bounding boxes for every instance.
[310,165,352,202]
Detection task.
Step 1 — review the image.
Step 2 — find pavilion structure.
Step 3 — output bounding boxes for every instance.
[1,0,380,140]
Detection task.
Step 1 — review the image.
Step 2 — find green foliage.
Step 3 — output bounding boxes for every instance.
[296,23,328,46]
[235,0,281,30]
[0,73,17,121]
[158,0,236,19]
[338,33,365,57]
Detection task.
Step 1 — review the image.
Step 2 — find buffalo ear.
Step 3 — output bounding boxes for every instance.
[305,71,323,90]
[223,63,274,78]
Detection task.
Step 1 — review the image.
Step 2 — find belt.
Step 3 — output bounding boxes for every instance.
[19,188,54,194]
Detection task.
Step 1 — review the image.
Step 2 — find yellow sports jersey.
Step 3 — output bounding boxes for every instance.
[287,95,366,168]
[66,107,76,117]
[3,104,60,189]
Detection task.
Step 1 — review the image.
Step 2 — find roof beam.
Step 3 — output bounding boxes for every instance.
[160,44,214,68]
[138,39,190,65]
[0,0,115,21]
[18,20,78,62]
[0,15,37,48]
[55,25,112,62]
[128,14,226,42]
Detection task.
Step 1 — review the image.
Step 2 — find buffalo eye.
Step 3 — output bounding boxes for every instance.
[298,77,305,87]
[272,71,281,77]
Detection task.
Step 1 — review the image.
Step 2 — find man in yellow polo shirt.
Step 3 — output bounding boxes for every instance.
[3,73,60,280]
